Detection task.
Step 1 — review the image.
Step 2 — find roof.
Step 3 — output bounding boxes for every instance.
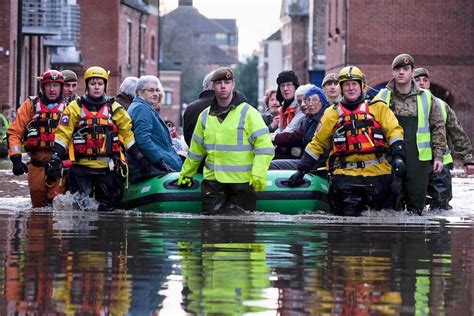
[266,30,281,41]
[163,6,229,34]
[206,45,238,64]
[212,19,237,34]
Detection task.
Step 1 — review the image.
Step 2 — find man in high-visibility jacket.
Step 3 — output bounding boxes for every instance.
[178,67,274,214]
[7,70,67,207]
[374,54,446,214]
[414,67,474,209]
[288,66,405,216]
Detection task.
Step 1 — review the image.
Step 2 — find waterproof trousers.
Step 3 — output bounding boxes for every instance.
[68,165,124,211]
[427,163,452,210]
[396,116,432,213]
[201,180,256,215]
[329,174,395,216]
[28,151,66,208]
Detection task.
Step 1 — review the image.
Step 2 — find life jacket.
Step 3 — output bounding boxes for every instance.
[72,99,121,158]
[24,97,67,151]
[332,101,386,157]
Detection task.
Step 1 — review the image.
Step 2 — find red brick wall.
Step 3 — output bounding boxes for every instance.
[159,70,181,128]
[0,0,17,108]
[325,0,474,142]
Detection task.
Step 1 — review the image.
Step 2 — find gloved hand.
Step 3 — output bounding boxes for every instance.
[158,160,175,172]
[45,155,62,180]
[10,154,28,176]
[177,175,193,188]
[249,175,267,192]
[137,156,151,174]
[288,170,306,187]
[391,156,406,178]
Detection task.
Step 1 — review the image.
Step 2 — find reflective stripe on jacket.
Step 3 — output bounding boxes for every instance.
[434,97,453,165]
[181,102,274,183]
[376,88,432,161]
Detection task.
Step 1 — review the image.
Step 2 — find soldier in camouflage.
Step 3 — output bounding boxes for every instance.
[375,54,446,214]
[414,67,474,210]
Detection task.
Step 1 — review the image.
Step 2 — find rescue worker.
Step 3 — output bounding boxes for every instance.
[413,67,474,209]
[45,66,149,211]
[288,66,405,216]
[6,70,67,207]
[375,54,446,214]
[61,70,78,104]
[321,73,341,105]
[178,67,274,214]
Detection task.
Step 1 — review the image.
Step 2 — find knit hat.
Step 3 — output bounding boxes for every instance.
[276,70,300,103]
[321,73,338,87]
[61,69,78,82]
[304,86,329,108]
[391,54,414,69]
[413,67,429,78]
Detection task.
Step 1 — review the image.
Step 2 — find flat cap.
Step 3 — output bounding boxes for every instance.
[61,69,78,82]
[321,73,339,87]
[211,67,234,82]
[391,54,414,69]
[413,67,429,78]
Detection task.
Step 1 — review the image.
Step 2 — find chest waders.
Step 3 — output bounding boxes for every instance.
[397,116,431,213]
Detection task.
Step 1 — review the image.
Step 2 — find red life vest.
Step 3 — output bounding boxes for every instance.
[332,101,386,156]
[72,101,121,158]
[24,97,67,151]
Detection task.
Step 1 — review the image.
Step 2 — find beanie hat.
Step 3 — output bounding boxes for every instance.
[304,86,329,108]
[276,70,300,103]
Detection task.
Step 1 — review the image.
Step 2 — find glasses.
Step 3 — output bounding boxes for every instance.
[304,98,321,104]
[279,82,294,89]
[144,88,160,93]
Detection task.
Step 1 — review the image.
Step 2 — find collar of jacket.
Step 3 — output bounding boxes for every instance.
[386,77,421,97]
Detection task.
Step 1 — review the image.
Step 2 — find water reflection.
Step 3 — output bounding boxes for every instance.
[0,212,471,315]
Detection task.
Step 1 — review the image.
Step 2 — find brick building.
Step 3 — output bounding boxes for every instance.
[324,0,474,141]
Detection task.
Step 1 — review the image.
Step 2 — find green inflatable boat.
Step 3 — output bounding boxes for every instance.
[120,170,330,214]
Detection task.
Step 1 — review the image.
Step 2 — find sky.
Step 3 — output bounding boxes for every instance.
[162,0,282,60]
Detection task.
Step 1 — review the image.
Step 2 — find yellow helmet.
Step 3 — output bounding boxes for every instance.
[84,66,110,92]
[338,66,366,89]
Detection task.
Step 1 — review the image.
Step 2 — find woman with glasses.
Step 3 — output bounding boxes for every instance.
[126,75,183,184]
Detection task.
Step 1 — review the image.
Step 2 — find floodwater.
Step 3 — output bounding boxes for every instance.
[0,164,472,315]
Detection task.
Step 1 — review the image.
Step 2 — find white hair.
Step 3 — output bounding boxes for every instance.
[295,84,314,98]
[136,75,163,95]
[119,77,139,97]
[202,71,214,90]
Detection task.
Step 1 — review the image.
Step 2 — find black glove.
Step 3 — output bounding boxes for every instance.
[391,156,406,178]
[45,153,62,180]
[298,152,318,174]
[158,160,175,172]
[10,154,28,176]
[389,140,406,160]
[288,170,306,187]
[127,144,151,174]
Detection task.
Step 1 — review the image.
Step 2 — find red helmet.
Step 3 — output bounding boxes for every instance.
[40,70,64,86]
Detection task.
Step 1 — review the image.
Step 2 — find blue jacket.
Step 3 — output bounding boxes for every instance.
[127,96,182,171]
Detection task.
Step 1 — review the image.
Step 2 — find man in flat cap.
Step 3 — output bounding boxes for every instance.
[375,54,446,215]
[413,67,474,210]
[178,66,274,214]
[61,69,78,104]
[321,73,341,106]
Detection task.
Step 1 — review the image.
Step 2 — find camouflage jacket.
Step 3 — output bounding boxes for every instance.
[385,78,446,160]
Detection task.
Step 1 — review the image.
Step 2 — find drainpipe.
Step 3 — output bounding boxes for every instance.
[344,0,349,66]
[15,0,23,108]
[138,11,145,77]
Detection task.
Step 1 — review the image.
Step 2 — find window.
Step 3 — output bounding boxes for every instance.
[164,91,173,106]
[127,21,132,66]
[150,35,155,60]
[215,33,227,45]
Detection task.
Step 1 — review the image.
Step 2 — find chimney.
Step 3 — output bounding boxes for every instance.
[179,0,193,6]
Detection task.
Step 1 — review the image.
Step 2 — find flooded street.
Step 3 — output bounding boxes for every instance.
[0,162,472,315]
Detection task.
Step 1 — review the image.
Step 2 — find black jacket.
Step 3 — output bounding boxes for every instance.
[183,90,214,146]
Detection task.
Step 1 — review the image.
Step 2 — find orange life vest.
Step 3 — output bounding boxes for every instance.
[72,101,121,158]
[332,101,386,157]
[24,97,67,151]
